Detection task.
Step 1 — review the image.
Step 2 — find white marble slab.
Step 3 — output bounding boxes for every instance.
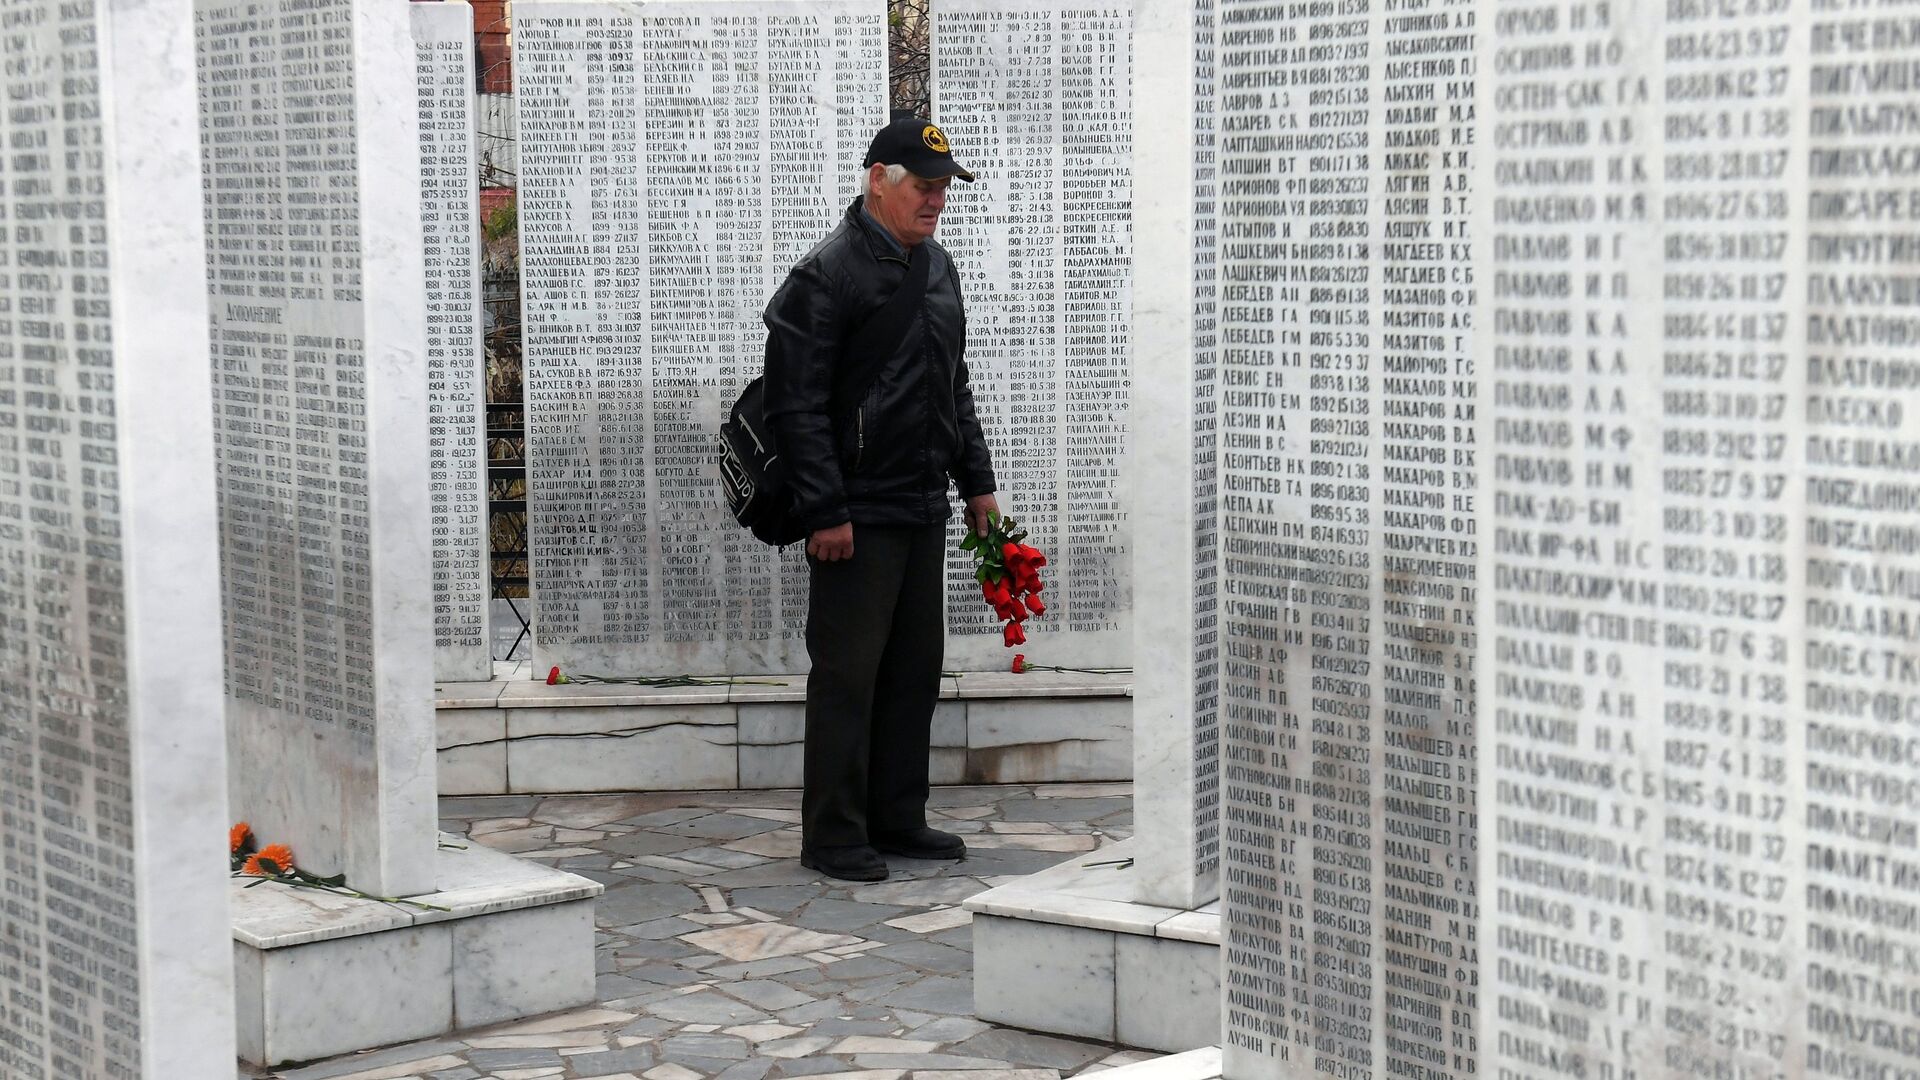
[507,705,739,793]
[232,833,602,949]
[1093,1048,1221,1080]
[500,679,735,709]
[1115,935,1219,1052]
[245,923,456,1066]
[966,699,1132,783]
[453,901,598,1028]
[515,0,886,677]
[199,0,438,899]
[413,0,492,682]
[2,3,236,1075]
[932,0,1136,673]
[972,916,1116,1041]
[1125,0,1218,918]
[952,671,1133,700]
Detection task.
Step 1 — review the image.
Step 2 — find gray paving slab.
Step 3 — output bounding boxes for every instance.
[261,783,1133,1080]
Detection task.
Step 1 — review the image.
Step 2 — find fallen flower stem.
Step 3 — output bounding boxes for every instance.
[235,872,452,913]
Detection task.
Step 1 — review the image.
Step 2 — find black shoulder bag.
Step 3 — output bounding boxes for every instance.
[718,243,931,546]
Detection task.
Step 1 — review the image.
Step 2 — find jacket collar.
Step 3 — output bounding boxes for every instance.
[846,196,911,263]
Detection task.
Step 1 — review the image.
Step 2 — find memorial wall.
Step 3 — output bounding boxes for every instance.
[1213,0,1920,1078]
[932,0,1137,669]
[197,0,438,897]
[414,1,493,682]
[1214,0,1479,1073]
[0,1,236,1075]
[515,0,887,676]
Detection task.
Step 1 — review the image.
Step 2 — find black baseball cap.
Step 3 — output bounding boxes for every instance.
[863,117,976,182]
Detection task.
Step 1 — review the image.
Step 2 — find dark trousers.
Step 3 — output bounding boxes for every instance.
[802,522,946,849]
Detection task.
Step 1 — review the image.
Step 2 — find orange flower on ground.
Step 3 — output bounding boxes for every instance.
[243,843,295,877]
[229,822,253,854]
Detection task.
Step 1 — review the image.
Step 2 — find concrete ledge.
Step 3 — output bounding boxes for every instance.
[435,667,1134,793]
[964,838,1220,1052]
[232,837,602,1067]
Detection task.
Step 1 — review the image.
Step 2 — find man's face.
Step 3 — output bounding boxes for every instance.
[870,167,952,245]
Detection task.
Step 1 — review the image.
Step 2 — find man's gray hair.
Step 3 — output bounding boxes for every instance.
[869,163,910,196]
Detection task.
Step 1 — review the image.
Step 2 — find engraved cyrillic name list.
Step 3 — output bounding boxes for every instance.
[0,7,143,1076]
[517,2,883,674]
[933,0,1134,668]
[1193,0,1223,889]
[1478,0,1810,1075]
[1377,1,1478,1076]
[1802,6,1920,1078]
[1216,1,1479,1077]
[197,0,376,739]
[414,5,489,679]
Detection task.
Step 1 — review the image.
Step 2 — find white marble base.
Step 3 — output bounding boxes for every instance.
[964,838,1220,1052]
[231,836,601,1067]
[435,672,1130,794]
[1096,1047,1223,1080]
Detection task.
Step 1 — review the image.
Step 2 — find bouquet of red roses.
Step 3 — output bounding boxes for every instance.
[960,511,1048,647]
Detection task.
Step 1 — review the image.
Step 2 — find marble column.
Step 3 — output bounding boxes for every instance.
[197,0,438,898]
[1129,0,1219,909]
[0,1,236,1076]
[414,0,493,683]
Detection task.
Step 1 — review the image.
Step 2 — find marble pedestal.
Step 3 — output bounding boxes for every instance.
[231,837,603,1067]
[437,664,1135,794]
[963,838,1221,1052]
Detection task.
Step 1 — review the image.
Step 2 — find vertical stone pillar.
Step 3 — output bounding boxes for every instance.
[414,0,492,683]
[1128,0,1220,910]
[0,2,236,1076]
[197,0,437,898]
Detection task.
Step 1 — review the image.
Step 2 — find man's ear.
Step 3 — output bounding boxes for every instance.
[867,162,888,197]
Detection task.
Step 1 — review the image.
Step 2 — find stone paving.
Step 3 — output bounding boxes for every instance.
[248,783,1142,1080]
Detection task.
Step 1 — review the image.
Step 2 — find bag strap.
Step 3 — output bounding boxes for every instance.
[830,241,931,412]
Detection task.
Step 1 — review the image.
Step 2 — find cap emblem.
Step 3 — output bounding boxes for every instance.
[922,124,950,152]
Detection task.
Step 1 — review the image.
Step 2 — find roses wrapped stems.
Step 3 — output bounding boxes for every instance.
[228,822,449,912]
[959,511,1047,647]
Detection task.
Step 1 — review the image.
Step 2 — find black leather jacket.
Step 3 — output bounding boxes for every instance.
[763,197,996,531]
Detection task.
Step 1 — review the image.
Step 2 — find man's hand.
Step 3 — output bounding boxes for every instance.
[963,494,999,539]
[808,522,854,562]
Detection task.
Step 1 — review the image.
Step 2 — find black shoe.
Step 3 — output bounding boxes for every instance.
[872,826,967,860]
[801,844,889,882]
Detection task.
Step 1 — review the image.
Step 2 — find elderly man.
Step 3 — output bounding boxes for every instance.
[762,117,998,882]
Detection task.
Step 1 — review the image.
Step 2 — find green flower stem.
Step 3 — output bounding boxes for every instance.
[559,674,787,687]
[233,872,452,913]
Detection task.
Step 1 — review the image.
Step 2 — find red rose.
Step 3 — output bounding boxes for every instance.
[1026,593,1046,616]
[1004,621,1027,647]
[1002,542,1023,565]
[547,665,561,685]
[1012,654,1027,673]
[1019,544,1047,568]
